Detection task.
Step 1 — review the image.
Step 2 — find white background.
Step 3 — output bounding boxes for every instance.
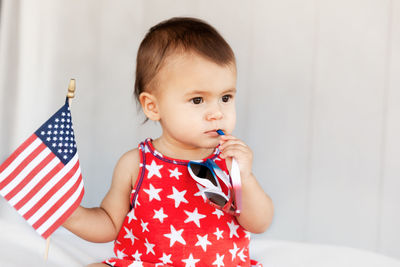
[0,0,399,260]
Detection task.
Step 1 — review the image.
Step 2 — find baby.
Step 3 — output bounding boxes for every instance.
[63,17,274,267]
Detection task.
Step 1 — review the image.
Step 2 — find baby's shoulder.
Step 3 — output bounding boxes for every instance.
[112,148,141,186]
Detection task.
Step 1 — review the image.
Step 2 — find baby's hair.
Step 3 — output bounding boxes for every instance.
[134,17,236,107]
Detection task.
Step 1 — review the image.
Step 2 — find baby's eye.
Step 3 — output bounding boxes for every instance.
[222,95,232,103]
[191,97,203,104]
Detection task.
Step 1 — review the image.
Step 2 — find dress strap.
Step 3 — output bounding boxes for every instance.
[130,141,147,208]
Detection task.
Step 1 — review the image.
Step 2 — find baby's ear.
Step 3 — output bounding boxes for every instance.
[139,92,160,121]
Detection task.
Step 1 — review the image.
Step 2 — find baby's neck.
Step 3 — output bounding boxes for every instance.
[152,137,215,161]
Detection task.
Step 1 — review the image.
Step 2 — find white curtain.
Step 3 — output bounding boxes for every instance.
[1,0,400,259]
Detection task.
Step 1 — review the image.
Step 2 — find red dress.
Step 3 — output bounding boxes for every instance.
[104,139,262,267]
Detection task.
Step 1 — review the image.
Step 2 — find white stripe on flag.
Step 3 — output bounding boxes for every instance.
[26,157,81,225]
[0,138,42,184]
[8,157,60,206]
[1,146,51,196]
[18,153,79,216]
[36,180,84,235]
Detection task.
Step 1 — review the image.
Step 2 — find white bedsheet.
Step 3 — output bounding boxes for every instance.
[0,217,399,267]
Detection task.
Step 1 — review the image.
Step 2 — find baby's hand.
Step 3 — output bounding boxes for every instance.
[218,135,253,179]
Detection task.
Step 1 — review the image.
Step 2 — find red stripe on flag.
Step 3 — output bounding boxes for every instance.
[14,161,64,210]
[0,134,37,174]
[0,141,46,189]
[41,186,84,239]
[22,160,80,221]
[32,173,82,230]
[5,153,56,201]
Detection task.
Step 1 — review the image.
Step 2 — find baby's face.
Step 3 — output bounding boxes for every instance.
[154,52,237,149]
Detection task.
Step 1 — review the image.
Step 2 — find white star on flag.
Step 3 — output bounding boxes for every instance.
[212,253,225,267]
[195,234,211,252]
[227,220,240,238]
[143,183,162,201]
[123,226,138,245]
[153,207,168,223]
[229,242,240,260]
[168,167,182,180]
[145,160,163,179]
[164,224,186,247]
[184,208,206,227]
[132,250,142,261]
[144,238,155,255]
[237,248,247,262]
[214,227,224,240]
[212,208,224,219]
[182,253,200,267]
[159,253,173,264]
[167,186,188,208]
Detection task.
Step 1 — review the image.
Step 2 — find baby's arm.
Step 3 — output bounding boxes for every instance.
[63,149,139,242]
[219,135,274,233]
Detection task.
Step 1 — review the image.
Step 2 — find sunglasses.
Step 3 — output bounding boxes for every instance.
[188,159,240,216]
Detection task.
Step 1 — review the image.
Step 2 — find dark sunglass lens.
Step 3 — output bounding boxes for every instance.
[192,164,217,187]
[205,192,227,206]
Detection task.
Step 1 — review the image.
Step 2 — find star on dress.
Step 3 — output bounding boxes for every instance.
[214,227,224,240]
[132,250,142,261]
[143,183,162,201]
[159,253,173,264]
[167,186,188,208]
[164,224,186,247]
[229,242,240,261]
[123,227,138,245]
[237,248,247,262]
[127,209,137,223]
[184,208,206,227]
[144,238,156,255]
[195,234,212,252]
[141,219,149,232]
[182,253,200,267]
[116,249,127,259]
[153,207,168,223]
[168,167,182,180]
[212,208,224,219]
[146,160,163,179]
[227,220,240,238]
[212,253,225,267]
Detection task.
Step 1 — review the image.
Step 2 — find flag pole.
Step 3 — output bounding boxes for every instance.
[44,79,76,261]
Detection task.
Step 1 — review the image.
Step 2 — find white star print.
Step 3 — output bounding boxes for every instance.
[132,250,142,261]
[212,208,224,219]
[229,242,240,261]
[144,238,155,255]
[214,227,224,240]
[237,248,247,262]
[141,219,149,232]
[116,249,127,259]
[227,220,240,238]
[195,234,211,252]
[182,253,200,267]
[143,183,162,201]
[123,227,138,245]
[212,253,225,267]
[145,160,163,178]
[167,186,188,208]
[127,209,136,223]
[164,225,186,247]
[153,207,168,223]
[128,262,143,267]
[193,183,207,201]
[184,208,206,227]
[244,230,251,240]
[159,253,173,264]
[168,167,182,179]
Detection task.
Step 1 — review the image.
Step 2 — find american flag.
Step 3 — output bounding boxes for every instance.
[0,97,84,239]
